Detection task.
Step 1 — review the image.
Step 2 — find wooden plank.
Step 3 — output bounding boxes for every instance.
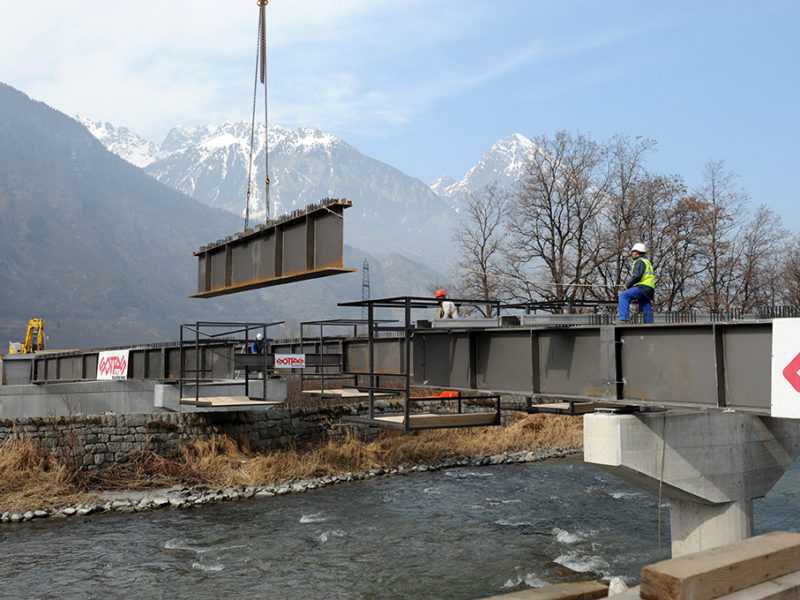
[374,412,498,428]
[641,532,800,600]
[716,570,800,600]
[301,388,396,399]
[180,396,281,407]
[479,580,608,600]
[529,402,596,415]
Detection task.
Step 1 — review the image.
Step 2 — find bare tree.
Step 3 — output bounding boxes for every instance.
[654,195,710,310]
[593,136,657,298]
[695,161,747,312]
[733,205,785,310]
[782,238,800,306]
[503,131,610,305]
[452,184,507,316]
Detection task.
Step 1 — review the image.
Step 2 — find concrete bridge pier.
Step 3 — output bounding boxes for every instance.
[584,411,800,557]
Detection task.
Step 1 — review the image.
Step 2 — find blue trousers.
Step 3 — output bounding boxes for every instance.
[618,286,654,323]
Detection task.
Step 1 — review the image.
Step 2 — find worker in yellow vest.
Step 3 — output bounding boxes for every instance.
[618,243,656,324]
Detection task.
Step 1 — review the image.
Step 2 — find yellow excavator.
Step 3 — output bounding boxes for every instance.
[7,318,46,355]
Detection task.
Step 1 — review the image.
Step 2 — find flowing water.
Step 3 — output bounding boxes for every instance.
[1,457,799,600]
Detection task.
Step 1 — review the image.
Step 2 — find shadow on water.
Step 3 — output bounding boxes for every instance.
[0,458,798,600]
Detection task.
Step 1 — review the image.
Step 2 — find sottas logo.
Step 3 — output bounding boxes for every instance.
[276,357,304,366]
[98,356,128,377]
[275,355,305,368]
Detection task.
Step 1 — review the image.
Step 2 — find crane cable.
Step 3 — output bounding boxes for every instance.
[244,0,270,230]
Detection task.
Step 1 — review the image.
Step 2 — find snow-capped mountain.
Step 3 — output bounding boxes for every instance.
[146,122,452,262]
[431,133,537,204]
[79,118,454,265]
[76,116,160,168]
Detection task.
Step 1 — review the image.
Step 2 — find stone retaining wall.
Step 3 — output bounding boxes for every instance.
[0,406,351,469]
[0,397,529,470]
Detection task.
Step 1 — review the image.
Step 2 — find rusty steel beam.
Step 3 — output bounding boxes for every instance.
[192,199,354,298]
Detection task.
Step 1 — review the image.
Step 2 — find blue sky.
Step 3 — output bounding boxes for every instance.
[2,1,798,223]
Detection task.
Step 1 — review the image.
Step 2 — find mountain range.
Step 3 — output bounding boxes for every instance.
[0,85,446,347]
[79,118,536,261]
[0,84,535,348]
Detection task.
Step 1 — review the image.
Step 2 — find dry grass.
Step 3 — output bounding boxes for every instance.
[93,413,582,490]
[0,438,93,512]
[1,414,582,510]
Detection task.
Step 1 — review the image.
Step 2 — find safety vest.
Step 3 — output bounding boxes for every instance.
[634,257,656,289]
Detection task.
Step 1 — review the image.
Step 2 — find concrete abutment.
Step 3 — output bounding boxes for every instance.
[584,410,800,557]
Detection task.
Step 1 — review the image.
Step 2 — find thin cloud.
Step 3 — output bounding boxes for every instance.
[0,1,645,140]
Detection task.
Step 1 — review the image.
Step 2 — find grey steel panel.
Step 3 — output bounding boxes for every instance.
[282,221,307,275]
[724,324,771,410]
[314,211,344,268]
[46,358,57,381]
[411,333,470,388]
[166,348,181,379]
[85,355,98,380]
[538,329,606,397]
[231,239,256,283]
[347,339,406,375]
[182,348,198,378]
[130,351,146,379]
[450,334,471,388]
[620,326,717,405]
[475,330,532,392]
[2,360,32,385]
[198,254,206,292]
[146,350,163,379]
[59,356,80,380]
[256,234,276,279]
[412,334,449,386]
[209,250,227,290]
[206,346,233,379]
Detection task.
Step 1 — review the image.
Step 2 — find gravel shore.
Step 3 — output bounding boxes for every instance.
[0,447,581,524]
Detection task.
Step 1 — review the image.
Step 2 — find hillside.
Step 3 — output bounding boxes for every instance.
[0,84,449,348]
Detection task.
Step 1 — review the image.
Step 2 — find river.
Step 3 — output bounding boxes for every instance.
[1,457,799,600]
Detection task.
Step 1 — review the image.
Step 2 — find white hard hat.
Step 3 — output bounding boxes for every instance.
[256,333,264,341]
[631,242,647,254]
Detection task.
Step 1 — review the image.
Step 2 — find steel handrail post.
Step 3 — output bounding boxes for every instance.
[404,297,411,433]
[368,303,375,420]
[263,324,268,402]
[179,325,184,412]
[195,322,200,404]
[244,325,250,398]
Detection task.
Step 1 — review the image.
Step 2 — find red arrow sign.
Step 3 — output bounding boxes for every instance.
[783,352,800,393]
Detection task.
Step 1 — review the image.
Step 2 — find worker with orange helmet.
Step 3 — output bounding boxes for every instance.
[435,289,460,319]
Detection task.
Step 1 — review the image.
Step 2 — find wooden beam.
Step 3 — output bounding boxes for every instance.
[716,570,800,600]
[374,412,498,429]
[478,581,608,600]
[640,532,800,600]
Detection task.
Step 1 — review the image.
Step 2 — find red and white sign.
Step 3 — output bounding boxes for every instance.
[771,319,800,418]
[274,353,306,369]
[97,349,130,380]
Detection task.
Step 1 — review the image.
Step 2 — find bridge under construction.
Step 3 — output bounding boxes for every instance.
[4,295,800,558]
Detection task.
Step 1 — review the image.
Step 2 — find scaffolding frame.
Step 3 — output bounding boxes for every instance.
[178,320,284,407]
[337,296,504,431]
[298,318,398,398]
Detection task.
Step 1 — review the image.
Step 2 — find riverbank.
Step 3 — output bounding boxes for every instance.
[0,413,583,523]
